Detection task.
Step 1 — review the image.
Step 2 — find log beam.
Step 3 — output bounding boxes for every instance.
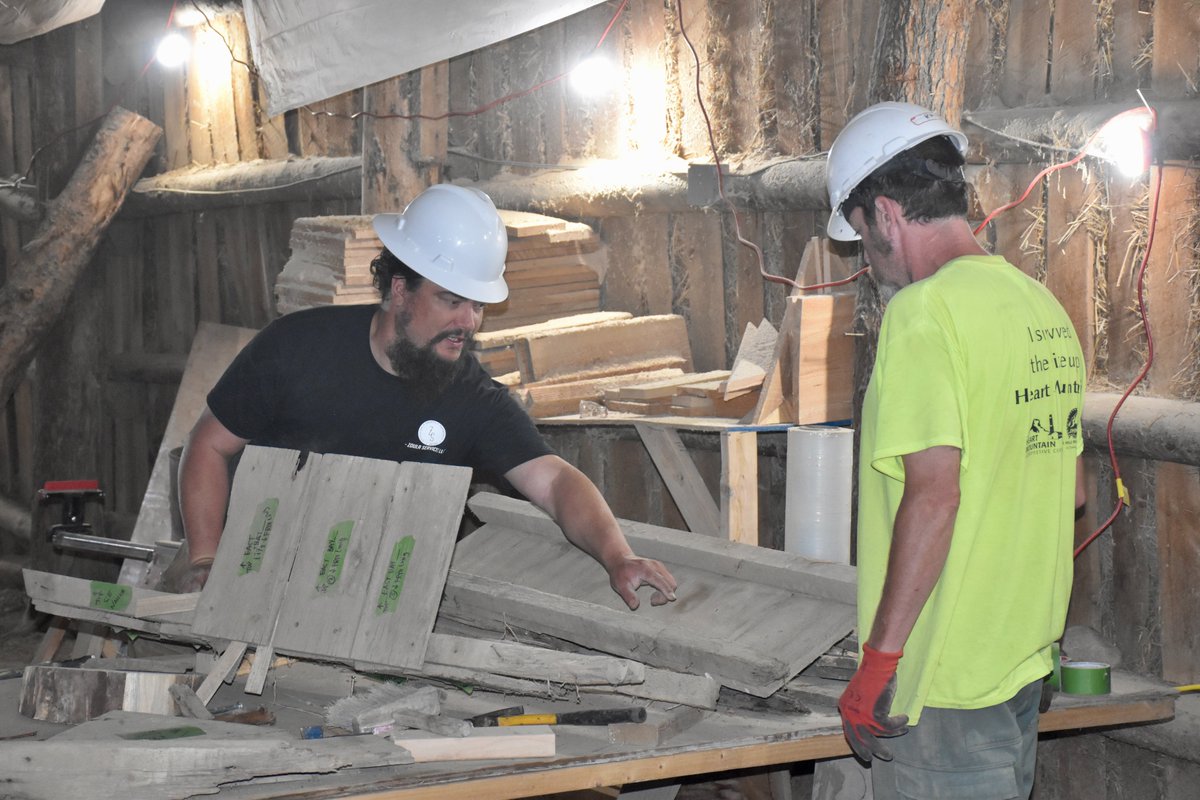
[964,98,1200,164]
[1083,392,1200,467]
[0,107,162,405]
[113,98,1200,219]
[123,155,361,216]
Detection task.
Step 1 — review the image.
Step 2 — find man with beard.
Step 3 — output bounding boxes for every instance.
[824,103,1085,798]
[175,184,678,611]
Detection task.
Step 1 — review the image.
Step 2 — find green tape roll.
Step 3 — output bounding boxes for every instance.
[1060,661,1111,695]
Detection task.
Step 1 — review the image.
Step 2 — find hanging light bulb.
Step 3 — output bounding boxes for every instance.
[1086,106,1156,178]
[155,32,190,68]
[570,55,617,98]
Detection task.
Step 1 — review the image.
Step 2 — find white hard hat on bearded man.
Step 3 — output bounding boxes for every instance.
[372,184,510,303]
[825,102,969,242]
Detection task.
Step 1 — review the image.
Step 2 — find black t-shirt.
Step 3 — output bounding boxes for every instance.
[207,305,552,479]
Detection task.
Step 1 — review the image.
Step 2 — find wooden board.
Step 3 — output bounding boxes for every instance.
[19,665,203,723]
[348,461,472,668]
[422,633,644,686]
[635,423,721,536]
[118,323,257,587]
[190,446,316,644]
[391,725,556,762]
[190,449,470,670]
[444,494,856,697]
[514,315,691,383]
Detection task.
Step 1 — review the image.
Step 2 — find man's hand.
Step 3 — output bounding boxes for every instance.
[607,555,677,610]
[838,644,909,761]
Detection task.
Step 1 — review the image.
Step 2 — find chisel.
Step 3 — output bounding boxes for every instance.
[483,707,647,727]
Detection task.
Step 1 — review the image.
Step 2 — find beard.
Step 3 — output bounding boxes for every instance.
[385,323,473,408]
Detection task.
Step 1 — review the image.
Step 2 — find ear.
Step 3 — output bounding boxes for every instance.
[874,196,903,235]
[390,275,408,302]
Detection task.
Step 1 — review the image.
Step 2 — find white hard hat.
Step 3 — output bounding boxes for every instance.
[825,102,969,241]
[372,184,509,303]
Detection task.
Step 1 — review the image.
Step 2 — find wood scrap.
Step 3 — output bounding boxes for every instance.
[608,705,707,747]
[390,725,556,762]
[423,632,645,686]
[723,320,777,399]
[324,683,444,731]
[169,684,214,719]
[19,664,204,723]
[196,642,249,704]
[635,423,721,536]
[517,367,686,418]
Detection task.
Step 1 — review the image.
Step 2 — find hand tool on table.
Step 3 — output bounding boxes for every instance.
[477,706,647,727]
[36,480,156,562]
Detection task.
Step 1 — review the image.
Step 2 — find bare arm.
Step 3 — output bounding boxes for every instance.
[176,407,249,587]
[505,454,677,610]
[866,445,961,652]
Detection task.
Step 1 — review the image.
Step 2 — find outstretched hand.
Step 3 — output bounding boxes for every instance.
[838,643,910,762]
[608,555,678,610]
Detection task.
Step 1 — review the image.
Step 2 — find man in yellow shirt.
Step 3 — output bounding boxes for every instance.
[826,103,1086,799]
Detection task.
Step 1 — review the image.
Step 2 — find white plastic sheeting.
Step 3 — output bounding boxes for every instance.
[243,0,609,116]
[0,0,105,45]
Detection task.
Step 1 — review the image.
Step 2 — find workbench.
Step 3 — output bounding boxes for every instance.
[0,662,1175,800]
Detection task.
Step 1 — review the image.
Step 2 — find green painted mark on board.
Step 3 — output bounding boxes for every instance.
[375,536,416,614]
[316,520,354,592]
[238,498,279,575]
[89,581,132,612]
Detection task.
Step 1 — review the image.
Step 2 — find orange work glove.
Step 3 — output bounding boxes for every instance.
[837,643,910,761]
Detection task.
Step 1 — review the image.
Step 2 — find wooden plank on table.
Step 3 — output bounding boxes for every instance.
[349,462,472,669]
[511,315,690,385]
[20,665,203,723]
[423,633,644,686]
[391,725,556,762]
[196,641,249,704]
[190,447,316,644]
[635,423,721,537]
[448,495,857,696]
[616,370,731,401]
[517,368,687,418]
[721,431,759,546]
[118,323,257,587]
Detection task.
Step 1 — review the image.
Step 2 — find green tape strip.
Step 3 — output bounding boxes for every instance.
[238,497,279,575]
[119,725,206,740]
[316,520,354,592]
[89,581,132,612]
[1060,661,1111,695]
[375,536,416,615]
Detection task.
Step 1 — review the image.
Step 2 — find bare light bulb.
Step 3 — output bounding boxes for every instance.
[156,32,190,68]
[1087,107,1154,178]
[570,56,616,98]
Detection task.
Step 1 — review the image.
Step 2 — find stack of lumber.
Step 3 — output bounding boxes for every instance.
[273,210,604,331]
[602,369,758,418]
[483,210,605,331]
[472,312,698,418]
[274,216,381,314]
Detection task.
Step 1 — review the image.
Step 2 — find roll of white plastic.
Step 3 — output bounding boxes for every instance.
[784,426,853,563]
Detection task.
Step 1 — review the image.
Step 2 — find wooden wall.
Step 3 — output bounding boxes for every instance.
[1,1,1199,792]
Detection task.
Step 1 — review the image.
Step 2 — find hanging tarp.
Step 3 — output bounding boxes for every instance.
[0,0,105,45]
[243,0,608,116]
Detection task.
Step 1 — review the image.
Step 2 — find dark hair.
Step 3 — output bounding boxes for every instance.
[370,248,425,300]
[839,135,968,231]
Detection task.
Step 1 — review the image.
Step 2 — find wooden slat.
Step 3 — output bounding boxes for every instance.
[349,462,472,668]
[423,633,644,686]
[616,370,731,401]
[515,315,691,383]
[391,726,556,762]
[195,640,249,704]
[272,456,408,659]
[190,447,316,644]
[634,423,721,536]
[721,431,759,545]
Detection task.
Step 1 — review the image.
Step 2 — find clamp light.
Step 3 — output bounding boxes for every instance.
[1085,105,1156,177]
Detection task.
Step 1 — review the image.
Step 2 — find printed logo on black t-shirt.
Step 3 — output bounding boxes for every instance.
[407,419,448,454]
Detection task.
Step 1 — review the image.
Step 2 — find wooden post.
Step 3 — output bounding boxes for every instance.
[721,430,759,545]
[361,62,449,214]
